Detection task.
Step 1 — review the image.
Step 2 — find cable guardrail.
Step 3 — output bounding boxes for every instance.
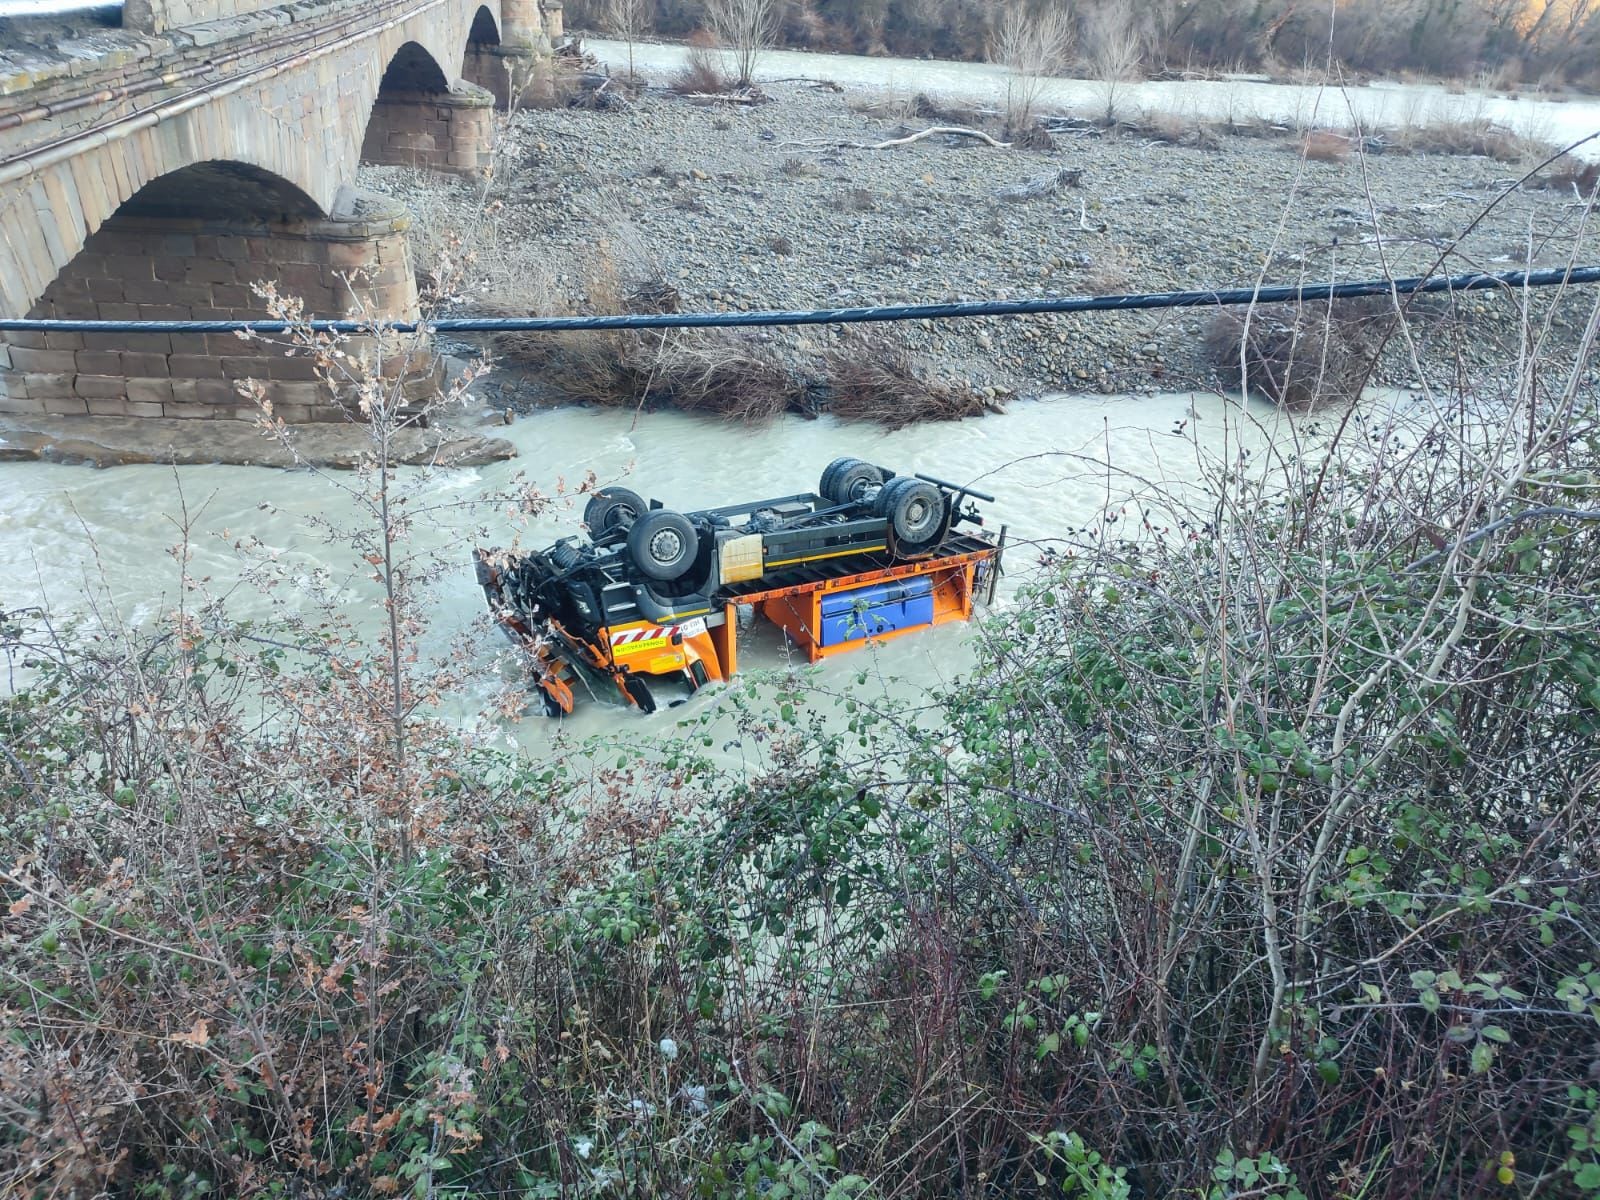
[1,265,1597,336]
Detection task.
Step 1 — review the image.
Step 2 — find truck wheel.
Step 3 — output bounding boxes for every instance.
[819,457,856,500]
[584,487,647,537]
[827,459,884,505]
[627,509,698,581]
[877,476,944,544]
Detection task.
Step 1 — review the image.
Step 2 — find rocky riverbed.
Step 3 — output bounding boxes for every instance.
[360,77,1600,410]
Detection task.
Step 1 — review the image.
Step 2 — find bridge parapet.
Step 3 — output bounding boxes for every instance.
[123,0,287,34]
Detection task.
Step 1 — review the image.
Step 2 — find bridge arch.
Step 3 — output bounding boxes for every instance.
[0,0,515,421]
[360,36,495,175]
[470,5,502,44]
[1,158,418,421]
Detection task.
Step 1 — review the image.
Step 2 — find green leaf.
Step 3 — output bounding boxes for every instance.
[1471,1042,1494,1074]
[979,971,1005,1001]
[1481,1024,1511,1044]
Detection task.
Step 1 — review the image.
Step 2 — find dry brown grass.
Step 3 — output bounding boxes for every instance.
[823,331,1001,430]
[1301,129,1354,161]
[647,334,802,421]
[1203,297,1389,408]
[478,249,799,421]
[1144,110,1223,149]
[1394,117,1552,162]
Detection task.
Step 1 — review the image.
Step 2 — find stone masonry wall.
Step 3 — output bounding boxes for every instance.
[0,193,420,422]
[359,84,496,175]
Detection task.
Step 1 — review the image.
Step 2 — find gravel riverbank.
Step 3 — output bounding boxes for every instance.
[360,78,1600,411]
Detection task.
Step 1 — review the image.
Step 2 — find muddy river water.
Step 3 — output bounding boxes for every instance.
[589,38,1600,160]
[1,390,1291,751]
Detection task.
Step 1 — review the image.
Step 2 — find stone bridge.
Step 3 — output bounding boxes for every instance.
[0,0,563,422]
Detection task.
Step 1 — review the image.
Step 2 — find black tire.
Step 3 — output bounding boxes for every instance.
[827,459,884,506]
[584,487,647,538]
[627,509,699,581]
[877,476,945,544]
[819,456,855,501]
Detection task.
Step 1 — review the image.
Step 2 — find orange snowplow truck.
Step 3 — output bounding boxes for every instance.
[473,457,1004,715]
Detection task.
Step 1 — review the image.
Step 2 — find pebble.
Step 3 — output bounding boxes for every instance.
[358,83,1599,400]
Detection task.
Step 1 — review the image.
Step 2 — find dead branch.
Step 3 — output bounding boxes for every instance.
[782,125,1012,150]
[683,88,767,105]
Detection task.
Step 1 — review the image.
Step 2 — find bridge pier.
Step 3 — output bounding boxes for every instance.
[462,44,543,108]
[360,82,497,175]
[0,189,428,423]
[462,0,557,109]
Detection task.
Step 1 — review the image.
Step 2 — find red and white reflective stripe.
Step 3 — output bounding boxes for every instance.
[610,625,672,646]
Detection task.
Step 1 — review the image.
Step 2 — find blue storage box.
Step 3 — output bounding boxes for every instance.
[819,576,935,646]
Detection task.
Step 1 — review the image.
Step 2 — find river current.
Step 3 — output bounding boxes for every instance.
[588,38,1600,161]
[1,390,1289,749]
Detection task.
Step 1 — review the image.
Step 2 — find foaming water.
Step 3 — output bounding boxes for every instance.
[0,390,1289,749]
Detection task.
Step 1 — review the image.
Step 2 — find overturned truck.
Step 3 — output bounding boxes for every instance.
[474,457,1004,715]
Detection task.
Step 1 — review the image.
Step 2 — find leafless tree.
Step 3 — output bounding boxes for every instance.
[991,3,1075,132]
[1086,4,1143,125]
[604,0,650,82]
[703,0,779,88]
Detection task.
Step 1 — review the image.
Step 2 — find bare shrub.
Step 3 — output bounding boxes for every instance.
[912,91,985,126]
[847,89,918,120]
[1301,129,1354,161]
[991,3,1074,134]
[479,247,797,420]
[767,233,795,254]
[780,155,821,177]
[702,0,779,88]
[670,31,731,94]
[1530,155,1600,196]
[823,331,1001,429]
[1203,297,1387,407]
[1144,110,1222,148]
[838,186,877,212]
